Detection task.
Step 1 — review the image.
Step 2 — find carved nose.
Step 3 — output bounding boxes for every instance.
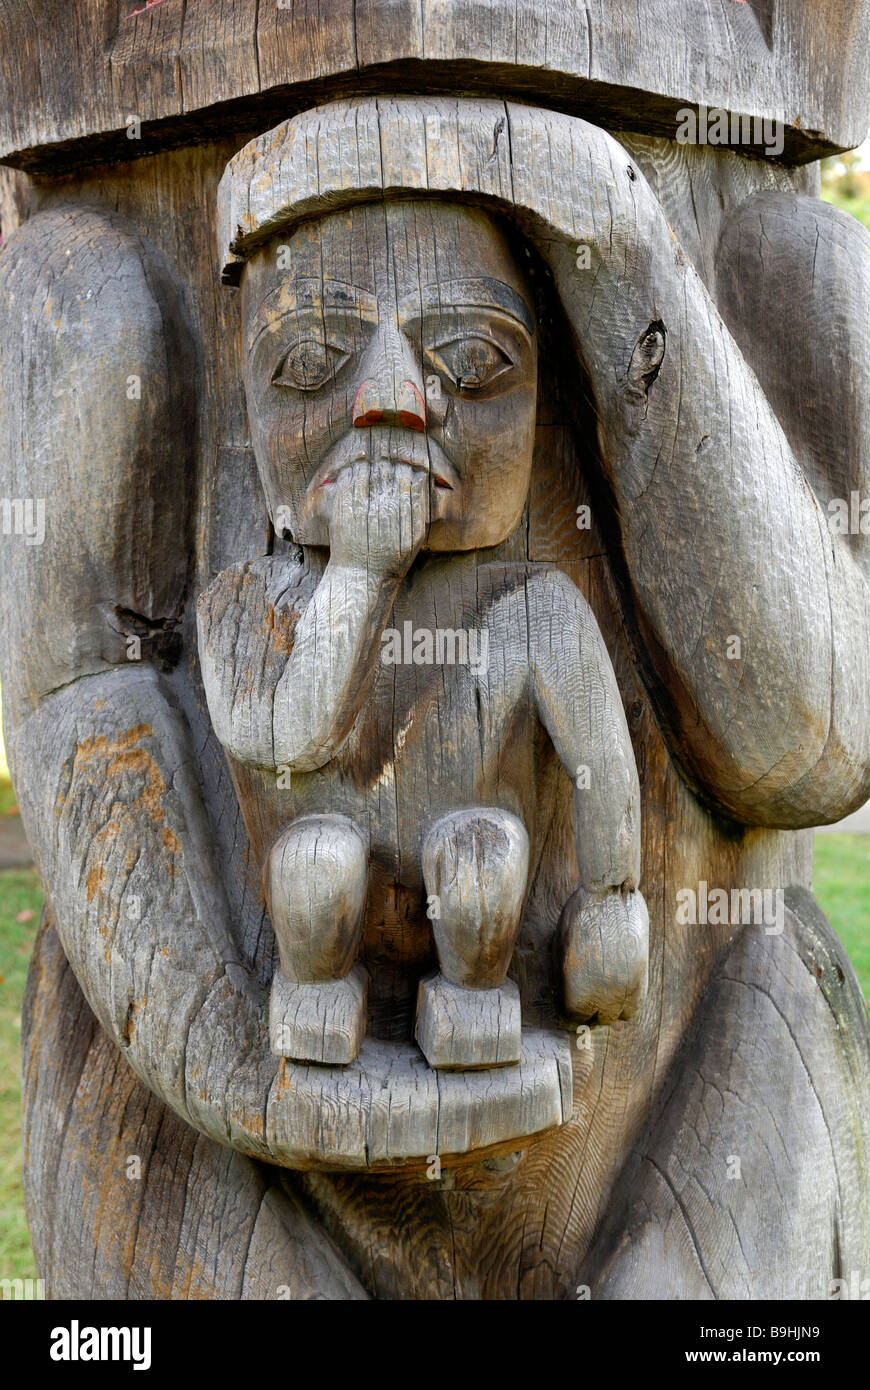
[353,378,426,432]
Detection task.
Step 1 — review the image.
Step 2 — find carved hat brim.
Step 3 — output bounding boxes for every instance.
[216,96,664,290]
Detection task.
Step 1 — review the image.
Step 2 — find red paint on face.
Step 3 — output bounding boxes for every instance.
[399,381,426,432]
[352,380,426,431]
[128,0,171,16]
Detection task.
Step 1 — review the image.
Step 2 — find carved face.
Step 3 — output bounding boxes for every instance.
[242,200,538,551]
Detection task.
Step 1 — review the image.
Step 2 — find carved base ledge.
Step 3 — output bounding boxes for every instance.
[265,1030,573,1172]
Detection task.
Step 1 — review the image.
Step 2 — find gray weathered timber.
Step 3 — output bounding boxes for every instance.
[416,807,528,1066]
[197,191,647,1129]
[218,98,870,828]
[265,1031,573,1169]
[0,206,194,723]
[21,917,370,1300]
[0,0,868,171]
[265,813,369,1060]
[581,890,870,1300]
[415,972,523,1069]
[1,18,869,1297]
[422,809,530,990]
[271,966,369,1065]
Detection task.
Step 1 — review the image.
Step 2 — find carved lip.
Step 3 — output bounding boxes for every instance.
[311,442,459,494]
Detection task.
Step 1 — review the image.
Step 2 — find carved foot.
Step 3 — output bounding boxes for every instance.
[415,971,521,1068]
[264,813,368,1063]
[416,807,529,1069]
[270,965,368,1064]
[560,887,649,1025]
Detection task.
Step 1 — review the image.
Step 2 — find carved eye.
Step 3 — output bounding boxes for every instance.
[427,335,513,392]
[272,339,348,391]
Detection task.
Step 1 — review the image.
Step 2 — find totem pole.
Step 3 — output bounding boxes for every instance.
[1,2,869,1299]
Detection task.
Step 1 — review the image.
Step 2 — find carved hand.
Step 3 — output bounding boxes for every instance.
[560,886,649,1025]
[324,458,430,579]
[268,461,431,770]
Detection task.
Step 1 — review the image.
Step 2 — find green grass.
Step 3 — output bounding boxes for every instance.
[0,852,41,1285]
[813,835,870,1003]
[0,686,8,781]
[821,158,870,233]
[823,186,870,230]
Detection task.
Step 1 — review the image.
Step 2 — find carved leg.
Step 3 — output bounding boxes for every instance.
[416,808,529,1069]
[265,814,368,1065]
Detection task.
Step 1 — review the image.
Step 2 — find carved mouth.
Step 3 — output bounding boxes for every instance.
[311,446,459,494]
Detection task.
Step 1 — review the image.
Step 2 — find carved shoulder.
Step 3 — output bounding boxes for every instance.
[523,566,609,671]
[471,562,612,695]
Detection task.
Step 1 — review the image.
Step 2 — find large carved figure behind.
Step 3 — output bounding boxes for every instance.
[1,33,869,1300]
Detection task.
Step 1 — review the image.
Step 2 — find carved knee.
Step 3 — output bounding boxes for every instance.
[265,813,368,1064]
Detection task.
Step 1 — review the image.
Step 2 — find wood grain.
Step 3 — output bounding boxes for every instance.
[1,1,868,171]
[3,72,869,1298]
[218,97,870,829]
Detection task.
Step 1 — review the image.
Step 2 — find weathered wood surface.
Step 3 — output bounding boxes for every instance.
[1,66,869,1296]
[22,873,869,1297]
[22,915,370,1299]
[0,205,194,719]
[265,1031,573,1168]
[219,98,870,828]
[0,0,868,172]
[582,889,870,1299]
[415,973,523,1069]
[422,810,530,991]
[199,190,648,1102]
[266,814,369,1061]
[270,966,369,1065]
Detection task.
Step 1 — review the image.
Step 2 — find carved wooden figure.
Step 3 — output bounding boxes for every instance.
[197,197,647,1083]
[0,5,869,1301]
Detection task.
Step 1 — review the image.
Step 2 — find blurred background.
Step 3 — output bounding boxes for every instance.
[1,147,869,1287]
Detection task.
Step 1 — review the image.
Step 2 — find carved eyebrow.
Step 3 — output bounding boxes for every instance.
[398,278,534,335]
[247,278,378,350]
